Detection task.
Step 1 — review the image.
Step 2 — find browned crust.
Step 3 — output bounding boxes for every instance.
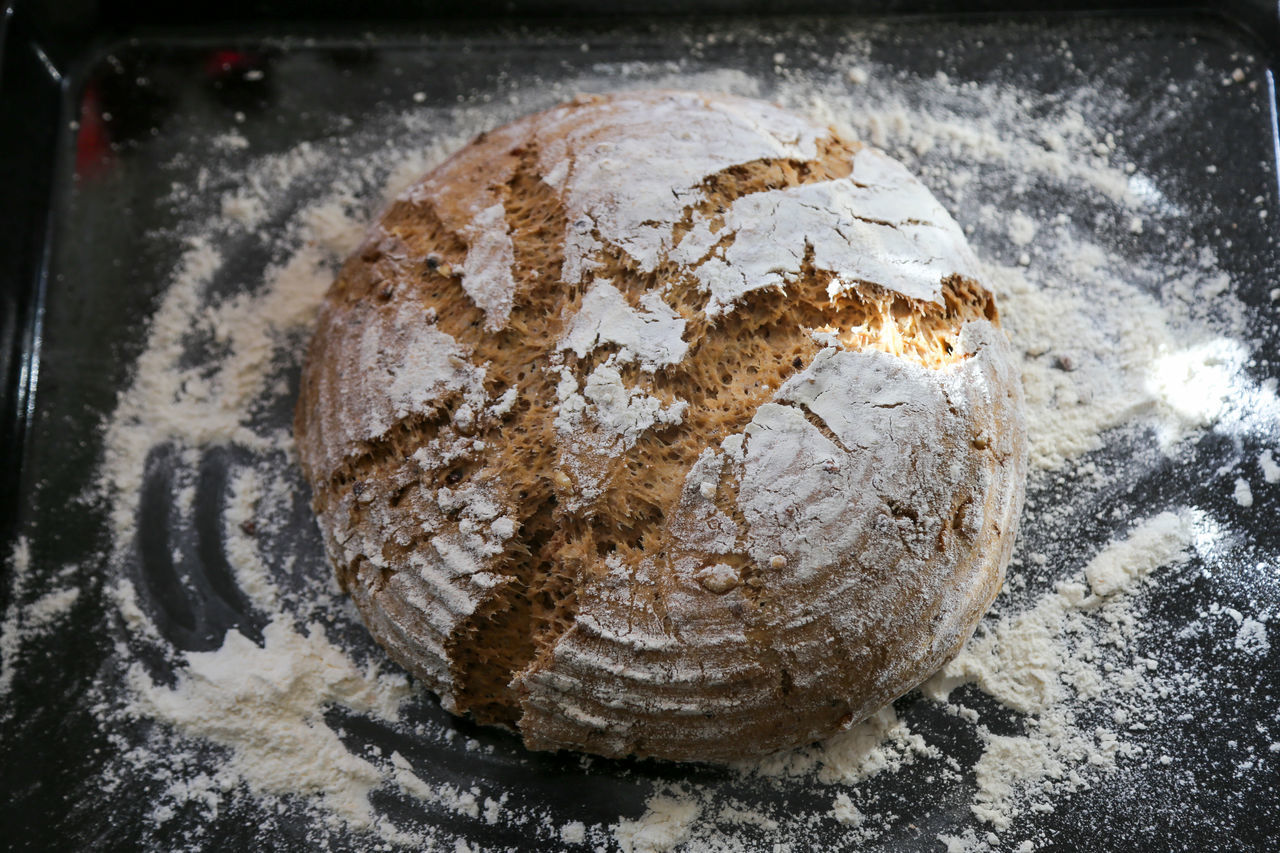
[294,90,1027,762]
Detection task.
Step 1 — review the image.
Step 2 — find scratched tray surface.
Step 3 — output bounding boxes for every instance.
[5,11,1280,853]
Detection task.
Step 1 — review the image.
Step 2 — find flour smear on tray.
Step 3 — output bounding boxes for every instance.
[3,38,1278,853]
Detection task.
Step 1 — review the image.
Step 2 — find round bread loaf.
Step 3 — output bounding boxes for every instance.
[294,90,1027,762]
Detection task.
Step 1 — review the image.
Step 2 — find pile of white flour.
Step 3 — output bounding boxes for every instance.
[3,25,1277,853]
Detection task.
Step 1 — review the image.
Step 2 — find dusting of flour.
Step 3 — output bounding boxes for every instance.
[3,26,1276,853]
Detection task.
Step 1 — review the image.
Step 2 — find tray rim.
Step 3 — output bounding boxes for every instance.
[3,3,1280,849]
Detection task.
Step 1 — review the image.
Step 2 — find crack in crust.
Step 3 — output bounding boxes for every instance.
[294,91,1027,761]
[673,134,859,242]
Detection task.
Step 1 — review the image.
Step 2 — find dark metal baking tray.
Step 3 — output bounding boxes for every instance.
[3,1,1279,851]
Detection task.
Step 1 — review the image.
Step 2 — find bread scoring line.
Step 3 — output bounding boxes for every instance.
[449,103,977,354]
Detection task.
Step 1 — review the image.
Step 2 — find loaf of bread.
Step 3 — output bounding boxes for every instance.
[294,90,1027,762]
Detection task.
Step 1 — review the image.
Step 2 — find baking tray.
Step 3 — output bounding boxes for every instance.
[3,1,1280,850]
